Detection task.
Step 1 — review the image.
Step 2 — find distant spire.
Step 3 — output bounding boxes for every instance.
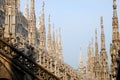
[38,16,41,46]
[58,28,64,61]
[48,15,50,26]
[41,0,45,26]
[52,25,55,44]
[55,29,58,53]
[78,46,84,74]
[86,43,90,73]
[95,29,98,56]
[24,0,29,19]
[51,24,55,56]
[112,0,119,42]
[100,16,109,80]
[113,0,117,17]
[55,29,61,60]
[42,0,45,13]
[39,1,46,49]
[86,44,89,61]
[89,41,92,59]
[91,37,94,57]
[30,0,36,20]
[79,46,83,64]
[28,0,36,45]
[100,16,106,50]
[47,15,51,53]
[86,41,93,73]
[58,28,62,51]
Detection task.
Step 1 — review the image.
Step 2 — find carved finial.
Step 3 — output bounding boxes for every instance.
[101,16,103,26]
[30,0,36,20]
[41,0,45,26]
[113,0,117,9]
[101,16,104,33]
[113,0,117,17]
[42,0,45,14]
[42,0,45,8]
[24,0,29,19]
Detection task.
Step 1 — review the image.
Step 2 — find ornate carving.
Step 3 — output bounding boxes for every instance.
[0,39,59,80]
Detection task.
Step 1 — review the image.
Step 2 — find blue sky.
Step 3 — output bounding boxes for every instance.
[20,0,120,69]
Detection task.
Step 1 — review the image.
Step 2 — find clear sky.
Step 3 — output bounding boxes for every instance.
[20,0,120,69]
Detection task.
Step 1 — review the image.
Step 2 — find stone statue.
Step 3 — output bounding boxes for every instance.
[26,46,35,61]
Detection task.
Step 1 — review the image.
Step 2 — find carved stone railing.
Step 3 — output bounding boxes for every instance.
[0,38,59,80]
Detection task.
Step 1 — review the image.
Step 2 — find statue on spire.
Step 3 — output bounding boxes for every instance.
[100,16,106,50]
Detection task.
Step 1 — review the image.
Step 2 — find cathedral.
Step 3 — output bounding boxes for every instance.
[0,0,119,80]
